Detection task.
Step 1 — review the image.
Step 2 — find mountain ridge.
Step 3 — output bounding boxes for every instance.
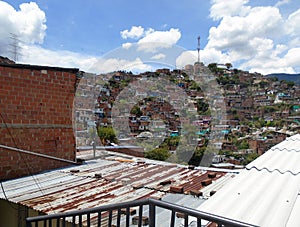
[267,73,300,85]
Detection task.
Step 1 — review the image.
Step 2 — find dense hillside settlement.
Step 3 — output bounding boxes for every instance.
[75,63,300,167]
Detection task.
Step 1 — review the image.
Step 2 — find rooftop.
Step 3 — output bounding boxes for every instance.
[0,60,80,73]
[0,152,236,225]
[198,134,300,227]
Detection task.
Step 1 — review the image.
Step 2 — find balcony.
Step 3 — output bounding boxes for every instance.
[26,198,257,227]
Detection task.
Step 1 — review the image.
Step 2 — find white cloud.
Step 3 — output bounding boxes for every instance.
[120,27,182,53]
[202,48,231,64]
[0,3,153,74]
[14,2,46,43]
[151,53,166,60]
[18,43,155,74]
[238,46,300,74]
[145,28,155,36]
[247,7,284,37]
[284,48,300,68]
[207,6,283,52]
[161,24,168,29]
[120,26,144,39]
[1,1,298,76]
[286,9,300,36]
[20,44,98,72]
[89,57,153,73]
[205,0,300,74]
[138,28,180,45]
[122,42,133,49]
[137,28,181,52]
[275,0,290,8]
[241,57,295,74]
[209,0,250,20]
[289,37,300,47]
[176,48,234,70]
[0,1,46,58]
[176,51,197,69]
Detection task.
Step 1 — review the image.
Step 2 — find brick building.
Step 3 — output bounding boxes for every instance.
[0,62,81,180]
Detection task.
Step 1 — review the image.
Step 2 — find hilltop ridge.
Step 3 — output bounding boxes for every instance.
[267,73,300,85]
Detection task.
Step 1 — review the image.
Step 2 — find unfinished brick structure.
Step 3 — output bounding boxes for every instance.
[0,62,81,180]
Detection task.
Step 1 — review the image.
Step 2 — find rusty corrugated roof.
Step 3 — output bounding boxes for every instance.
[0,156,236,224]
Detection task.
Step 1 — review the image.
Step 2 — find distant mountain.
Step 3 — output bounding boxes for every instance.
[267,73,300,85]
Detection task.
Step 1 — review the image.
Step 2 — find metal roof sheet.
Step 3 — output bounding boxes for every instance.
[199,173,236,198]
[0,156,235,223]
[286,191,300,226]
[246,134,300,175]
[198,134,300,227]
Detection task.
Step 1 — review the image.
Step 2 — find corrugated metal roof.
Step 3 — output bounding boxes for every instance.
[246,135,300,175]
[198,134,300,227]
[199,173,236,198]
[286,191,300,226]
[0,156,236,224]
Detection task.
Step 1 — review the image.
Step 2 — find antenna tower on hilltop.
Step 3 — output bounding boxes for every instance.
[197,36,200,63]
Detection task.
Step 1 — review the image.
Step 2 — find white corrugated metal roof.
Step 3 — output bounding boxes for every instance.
[198,134,300,227]
[246,135,300,175]
[286,191,300,226]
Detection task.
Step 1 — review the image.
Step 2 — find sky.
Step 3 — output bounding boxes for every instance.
[0,0,300,74]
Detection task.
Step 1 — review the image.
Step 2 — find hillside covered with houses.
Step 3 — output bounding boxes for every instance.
[75,62,300,167]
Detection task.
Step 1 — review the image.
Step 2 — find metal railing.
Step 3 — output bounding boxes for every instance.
[26,198,258,227]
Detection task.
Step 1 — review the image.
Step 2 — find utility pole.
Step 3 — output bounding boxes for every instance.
[92,126,97,158]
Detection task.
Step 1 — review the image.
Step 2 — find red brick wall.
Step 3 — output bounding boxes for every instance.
[0,64,79,180]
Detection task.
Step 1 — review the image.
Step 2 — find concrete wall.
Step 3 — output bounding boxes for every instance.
[0,199,28,227]
[0,199,74,227]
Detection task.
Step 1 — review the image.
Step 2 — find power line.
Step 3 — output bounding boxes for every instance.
[0,112,55,214]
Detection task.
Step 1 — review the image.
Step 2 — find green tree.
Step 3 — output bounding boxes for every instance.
[242,152,259,165]
[286,80,295,88]
[188,147,205,166]
[130,105,142,117]
[269,77,278,82]
[237,140,249,149]
[259,81,268,88]
[164,136,180,148]
[189,80,201,91]
[217,75,229,85]
[280,80,294,88]
[208,63,218,73]
[231,74,240,84]
[97,126,117,146]
[233,68,239,74]
[225,63,233,69]
[144,147,171,161]
[196,99,209,113]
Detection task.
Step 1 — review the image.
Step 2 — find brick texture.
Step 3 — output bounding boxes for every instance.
[0,64,80,180]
